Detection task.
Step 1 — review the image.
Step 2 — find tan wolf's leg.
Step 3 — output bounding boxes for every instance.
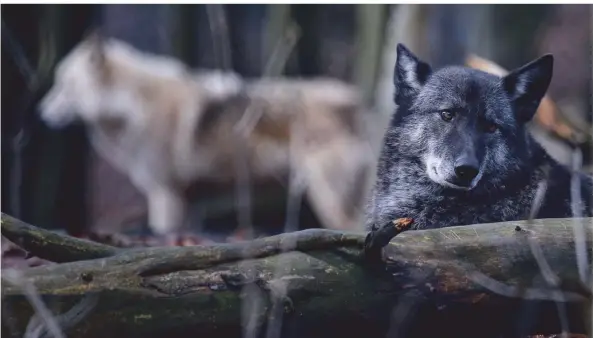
[146,187,187,237]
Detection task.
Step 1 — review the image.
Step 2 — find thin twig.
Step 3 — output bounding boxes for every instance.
[526,170,570,338]
[24,294,99,338]
[570,148,590,285]
[468,269,587,303]
[235,24,304,338]
[1,20,39,90]
[3,269,65,338]
[228,22,301,338]
[233,22,301,137]
[206,4,233,71]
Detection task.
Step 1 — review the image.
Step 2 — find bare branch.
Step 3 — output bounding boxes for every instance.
[3,269,65,338]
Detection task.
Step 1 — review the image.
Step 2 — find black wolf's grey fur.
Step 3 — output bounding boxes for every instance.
[366,44,593,230]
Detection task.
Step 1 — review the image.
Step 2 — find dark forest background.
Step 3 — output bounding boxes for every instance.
[2,4,591,240]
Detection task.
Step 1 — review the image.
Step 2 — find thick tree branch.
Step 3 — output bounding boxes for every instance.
[1,213,118,262]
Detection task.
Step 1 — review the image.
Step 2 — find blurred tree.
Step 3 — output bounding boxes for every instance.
[1,4,96,236]
[536,4,593,165]
[1,5,42,224]
[537,4,592,127]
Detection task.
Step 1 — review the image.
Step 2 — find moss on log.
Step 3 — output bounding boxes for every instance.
[1,213,592,338]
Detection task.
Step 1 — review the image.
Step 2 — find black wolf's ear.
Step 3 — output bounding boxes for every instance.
[393,43,432,106]
[502,54,553,123]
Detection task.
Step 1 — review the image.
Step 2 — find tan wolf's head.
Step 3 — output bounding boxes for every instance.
[39,31,242,130]
[39,31,130,128]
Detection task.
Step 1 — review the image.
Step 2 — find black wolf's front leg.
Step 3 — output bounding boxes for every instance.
[363,218,414,271]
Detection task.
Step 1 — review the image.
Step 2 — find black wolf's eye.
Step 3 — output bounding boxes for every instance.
[484,121,499,133]
[439,110,455,122]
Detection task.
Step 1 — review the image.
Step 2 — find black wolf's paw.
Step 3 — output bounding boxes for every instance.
[220,272,267,291]
[363,218,414,272]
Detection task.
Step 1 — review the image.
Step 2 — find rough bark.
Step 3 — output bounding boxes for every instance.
[1,212,592,338]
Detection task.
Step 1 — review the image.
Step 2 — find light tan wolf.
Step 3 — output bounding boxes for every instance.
[39,33,376,239]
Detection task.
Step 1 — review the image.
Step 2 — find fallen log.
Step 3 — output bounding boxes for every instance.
[1,213,592,338]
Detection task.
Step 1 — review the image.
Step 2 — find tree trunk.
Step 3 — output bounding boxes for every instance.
[1,213,592,338]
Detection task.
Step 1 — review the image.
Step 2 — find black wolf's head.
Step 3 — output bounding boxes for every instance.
[388,44,553,191]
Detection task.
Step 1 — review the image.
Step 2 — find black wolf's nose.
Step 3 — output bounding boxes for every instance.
[454,164,479,182]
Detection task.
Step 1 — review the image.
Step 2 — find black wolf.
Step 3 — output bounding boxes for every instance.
[365,44,593,230]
